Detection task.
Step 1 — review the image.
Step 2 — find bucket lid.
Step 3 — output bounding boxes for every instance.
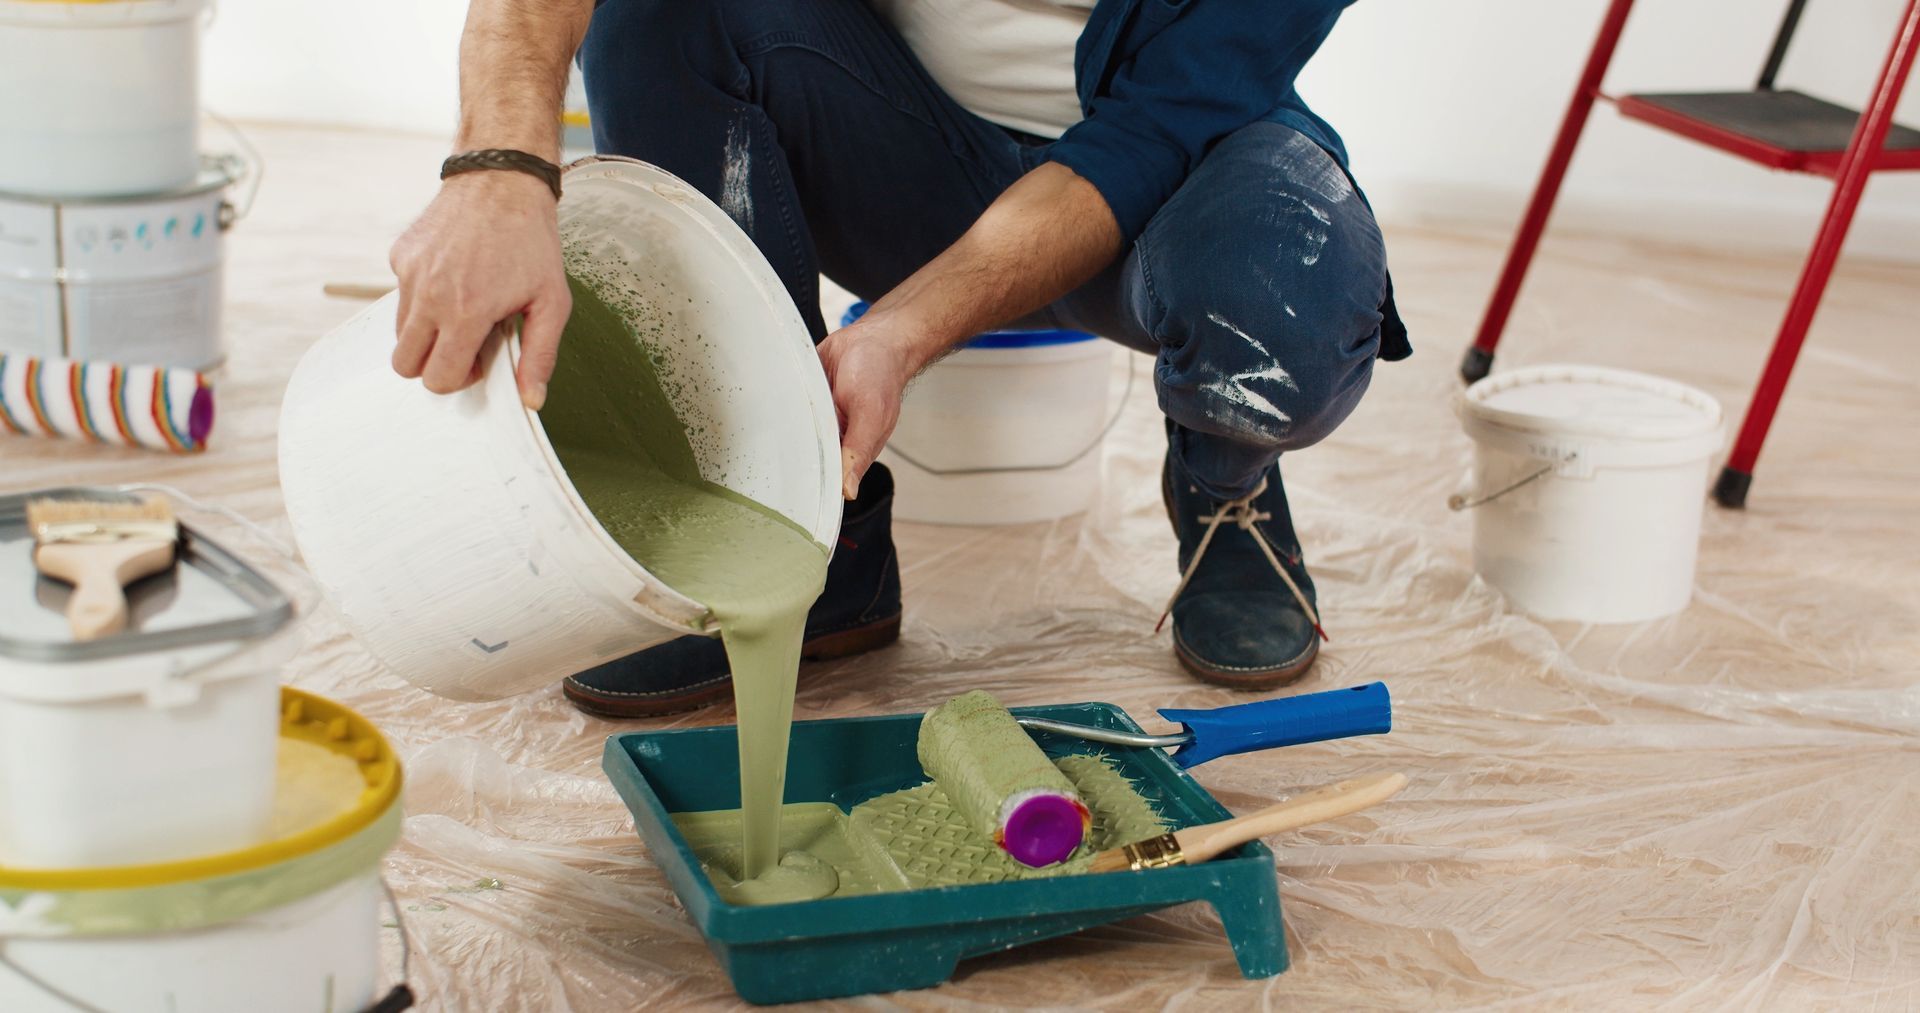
[0,488,294,666]
[1462,364,1722,443]
[0,688,402,935]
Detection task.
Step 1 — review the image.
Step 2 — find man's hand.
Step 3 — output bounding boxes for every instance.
[389,172,569,408]
[387,0,592,408]
[817,315,923,501]
[823,161,1123,497]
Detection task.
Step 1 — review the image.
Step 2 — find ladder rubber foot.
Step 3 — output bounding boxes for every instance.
[1459,346,1494,385]
[1713,466,1753,509]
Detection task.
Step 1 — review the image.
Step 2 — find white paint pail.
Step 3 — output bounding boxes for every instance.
[0,491,295,869]
[844,304,1120,526]
[0,161,237,370]
[1456,364,1724,624]
[0,688,405,1013]
[278,157,842,701]
[0,0,207,198]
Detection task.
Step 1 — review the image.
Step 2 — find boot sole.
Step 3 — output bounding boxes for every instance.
[1174,634,1319,691]
[562,613,903,720]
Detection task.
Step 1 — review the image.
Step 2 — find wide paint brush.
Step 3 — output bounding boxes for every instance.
[27,493,179,641]
[1089,771,1407,873]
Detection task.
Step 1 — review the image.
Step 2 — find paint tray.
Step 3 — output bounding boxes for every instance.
[603,702,1286,1005]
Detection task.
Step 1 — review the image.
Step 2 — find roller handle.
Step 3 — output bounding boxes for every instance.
[1158,681,1391,768]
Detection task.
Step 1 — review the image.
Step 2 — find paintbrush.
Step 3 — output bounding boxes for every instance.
[1089,771,1407,873]
[27,494,180,641]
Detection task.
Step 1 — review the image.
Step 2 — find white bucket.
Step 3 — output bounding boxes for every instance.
[0,875,383,1013]
[0,688,405,1013]
[0,0,207,198]
[0,492,295,869]
[0,161,236,370]
[1455,364,1724,624]
[859,304,1119,526]
[278,157,842,701]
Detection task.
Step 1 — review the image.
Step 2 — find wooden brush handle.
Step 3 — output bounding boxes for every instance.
[35,541,177,641]
[1174,771,1408,865]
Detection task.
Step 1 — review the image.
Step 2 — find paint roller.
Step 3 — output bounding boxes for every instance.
[918,683,1393,868]
[0,353,213,453]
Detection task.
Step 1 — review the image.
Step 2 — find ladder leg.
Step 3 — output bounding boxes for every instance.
[1463,0,1641,384]
[1716,0,1920,508]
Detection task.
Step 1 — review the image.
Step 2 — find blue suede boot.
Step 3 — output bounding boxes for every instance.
[563,463,903,718]
[1160,442,1325,689]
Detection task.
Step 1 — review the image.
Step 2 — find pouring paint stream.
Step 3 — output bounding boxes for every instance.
[540,274,828,881]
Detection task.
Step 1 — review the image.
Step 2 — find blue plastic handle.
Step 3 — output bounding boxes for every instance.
[1158,682,1391,768]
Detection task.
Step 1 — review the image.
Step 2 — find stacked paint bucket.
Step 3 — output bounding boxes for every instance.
[0,490,408,1012]
[0,0,241,454]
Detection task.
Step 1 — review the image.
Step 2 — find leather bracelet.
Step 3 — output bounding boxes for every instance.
[440,149,563,199]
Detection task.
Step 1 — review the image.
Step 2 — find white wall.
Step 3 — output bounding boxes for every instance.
[203,0,1920,261]
[203,0,467,136]
[1306,0,1920,261]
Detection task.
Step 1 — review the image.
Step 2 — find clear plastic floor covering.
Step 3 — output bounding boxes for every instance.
[3,125,1915,1010]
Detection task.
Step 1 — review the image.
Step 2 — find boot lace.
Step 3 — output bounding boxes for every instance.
[1156,478,1328,641]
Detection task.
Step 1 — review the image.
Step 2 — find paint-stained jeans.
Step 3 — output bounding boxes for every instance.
[581,0,1391,500]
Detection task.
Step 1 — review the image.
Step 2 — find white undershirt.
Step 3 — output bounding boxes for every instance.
[870,0,1093,139]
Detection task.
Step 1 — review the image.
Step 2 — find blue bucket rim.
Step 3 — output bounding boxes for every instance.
[839,301,1098,349]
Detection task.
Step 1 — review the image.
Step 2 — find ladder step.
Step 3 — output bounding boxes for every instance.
[1617,89,1920,175]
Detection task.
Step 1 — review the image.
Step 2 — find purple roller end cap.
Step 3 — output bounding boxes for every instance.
[187,385,215,447]
[1002,794,1087,868]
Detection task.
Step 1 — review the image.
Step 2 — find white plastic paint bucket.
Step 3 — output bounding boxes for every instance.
[0,160,238,370]
[844,303,1121,526]
[1455,364,1724,624]
[0,688,406,1013]
[279,156,842,701]
[0,0,207,197]
[0,489,295,869]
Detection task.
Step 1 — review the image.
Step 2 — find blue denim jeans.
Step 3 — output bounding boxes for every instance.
[581,0,1392,501]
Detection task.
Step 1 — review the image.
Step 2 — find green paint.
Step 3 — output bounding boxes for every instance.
[542,274,828,883]
[670,754,1171,905]
[672,803,907,904]
[917,690,1083,838]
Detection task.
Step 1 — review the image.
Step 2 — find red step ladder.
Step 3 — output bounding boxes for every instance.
[1460,0,1920,508]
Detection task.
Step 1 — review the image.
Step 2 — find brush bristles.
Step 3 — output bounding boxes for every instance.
[28,495,178,545]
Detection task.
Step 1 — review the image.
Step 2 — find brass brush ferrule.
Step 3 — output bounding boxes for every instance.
[1120,833,1185,871]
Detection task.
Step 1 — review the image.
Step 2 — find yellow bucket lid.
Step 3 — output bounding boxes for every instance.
[0,687,402,892]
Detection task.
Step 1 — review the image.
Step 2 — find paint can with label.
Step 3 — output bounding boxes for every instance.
[0,158,242,370]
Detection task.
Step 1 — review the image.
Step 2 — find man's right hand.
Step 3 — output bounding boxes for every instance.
[389,170,571,410]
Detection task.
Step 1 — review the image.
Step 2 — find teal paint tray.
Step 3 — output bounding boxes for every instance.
[603,702,1286,1005]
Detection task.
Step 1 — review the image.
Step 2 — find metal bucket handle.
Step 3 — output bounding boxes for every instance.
[1447,452,1582,512]
[202,109,264,228]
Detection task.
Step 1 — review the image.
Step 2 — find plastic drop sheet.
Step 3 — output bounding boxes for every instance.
[2,125,1916,1010]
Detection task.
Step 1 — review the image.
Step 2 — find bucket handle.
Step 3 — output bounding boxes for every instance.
[0,944,107,1012]
[364,879,419,1013]
[885,351,1137,478]
[202,109,264,228]
[1447,456,1571,511]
